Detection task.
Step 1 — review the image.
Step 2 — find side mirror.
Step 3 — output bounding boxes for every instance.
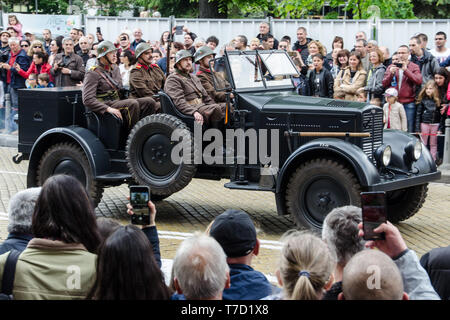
[210,57,232,92]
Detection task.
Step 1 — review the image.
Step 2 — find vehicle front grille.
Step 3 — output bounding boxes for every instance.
[362,108,383,164]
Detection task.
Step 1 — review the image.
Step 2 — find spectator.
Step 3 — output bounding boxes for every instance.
[336,49,350,74]
[280,35,291,48]
[367,40,378,53]
[354,39,370,71]
[15,51,53,84]
[383,88,407,131]
[158,31,170,56]
[329,48,342,79]
[70,28,81,52]
[116,32,133,64]
[7,15,22,40]
[206,35,219,51]
[0,30,10,129]
[152,49,163,64]
[356,87,368,103]
[234,35,248,51]
[420,245,450,300]
[184,33,196,55]
[364,48,386,102]
[208,209,277,300]
[434,68,449,138]
[23,31,35,43]
[261,34,275,50]
[410,35,440,84]
[355,31,367,42]
[439,54,450,68]
[379,46,392,68]
[0,175,101,299]
[131,28,146,51]
[0,37,31,134]
[430,31,450,66]
[37,73,54,88]
[19,39,30,54]
[0,187,41,255]
[42,29,52,55]
[256,22,278,49]
[249,38,262,50]
[415,80,442,162]
[293,27,312,64]
[96,217,120,241]
[308,54,334,98]
[264,231,335,300]
[172,233,230,300]
[321,205,365,300]
[334,52,367,101]
[157,41,184,74]
[382,45,422,132]
[306,40,326,69]
[417,33,429,50]
[48,38,62,66]
[86,224,170,300]
[357,221,440,300]
[86,33,95,47]
[96,29,104,43]
[119,49,136,90]
[326,36,344,61]
[76,36,91,66]
[26,40,44,58]
[51,37,85,87]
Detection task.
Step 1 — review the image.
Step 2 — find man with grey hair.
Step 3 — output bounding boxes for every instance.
[131,28,145,51]
[0,187,41,255]
[256,21,279,50]
[322,205,365,300]
[76,36,91,66]
[172,233,230,300]
[51,37,85,87]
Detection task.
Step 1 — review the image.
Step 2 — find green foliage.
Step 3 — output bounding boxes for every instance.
[411,0,450,18]
[328,0,415,19]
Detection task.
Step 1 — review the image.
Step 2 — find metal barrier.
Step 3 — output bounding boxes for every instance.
[442,119,450,170]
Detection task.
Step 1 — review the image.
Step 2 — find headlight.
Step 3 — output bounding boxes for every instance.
[405,140,422,162]
[374,145,392,167]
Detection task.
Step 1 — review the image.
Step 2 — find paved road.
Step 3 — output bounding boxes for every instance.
[0,145,449,282]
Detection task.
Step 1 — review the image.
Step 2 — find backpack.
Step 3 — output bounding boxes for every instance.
[0,250,21,300]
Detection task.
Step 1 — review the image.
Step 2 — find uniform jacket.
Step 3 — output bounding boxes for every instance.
[383,102,407,131]
[18,61,54,83]
[420,245,450,300]
[334,67,367,101]
[382,62,422,104]
[7,49,31,89]
[415,97,441,131]
[196,67,227,103]
[51,52,85,87]
[0,238,97,300]
[365,64,386,100]
[82,62,123,114]
[129,62,165,99]
[164,69,215,116]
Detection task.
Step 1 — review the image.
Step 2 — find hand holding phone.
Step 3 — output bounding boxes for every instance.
[129,186,151,225]
[361,192,387,240]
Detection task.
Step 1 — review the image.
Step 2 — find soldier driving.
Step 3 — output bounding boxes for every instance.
[164,50,226,126]
[129,42,165,113]
[82,41,155,132]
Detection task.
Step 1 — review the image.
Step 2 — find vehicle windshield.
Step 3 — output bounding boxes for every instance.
[225,50,298,91]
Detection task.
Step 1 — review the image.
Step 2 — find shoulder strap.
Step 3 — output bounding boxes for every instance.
[94,68,119,91]
[1,250,21,296]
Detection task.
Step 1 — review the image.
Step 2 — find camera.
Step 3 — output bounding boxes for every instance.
[394,62,403,68]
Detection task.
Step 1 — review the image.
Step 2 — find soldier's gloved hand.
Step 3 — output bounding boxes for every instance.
[107,107,123,120]
[193,111,204,125]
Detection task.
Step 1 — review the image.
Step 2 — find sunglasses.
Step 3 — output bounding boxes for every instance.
[34,46,42,48]
[21,44,29,47]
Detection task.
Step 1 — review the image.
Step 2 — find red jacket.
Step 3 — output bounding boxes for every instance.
[18,62,54,83]
[382,62,422,104]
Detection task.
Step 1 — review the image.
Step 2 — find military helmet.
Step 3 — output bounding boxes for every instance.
[97,41,118,59]
[135,42,152,59]
[175,50,193,65]
[193,45,216,63]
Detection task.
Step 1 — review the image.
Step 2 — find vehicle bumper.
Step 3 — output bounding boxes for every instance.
[367,171,442,192]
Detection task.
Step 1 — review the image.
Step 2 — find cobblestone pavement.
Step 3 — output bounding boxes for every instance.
[0,146,449,282]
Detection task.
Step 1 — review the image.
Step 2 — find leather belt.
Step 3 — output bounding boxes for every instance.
[186,97,202,105]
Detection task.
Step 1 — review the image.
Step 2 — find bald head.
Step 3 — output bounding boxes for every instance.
[342,250,405,300]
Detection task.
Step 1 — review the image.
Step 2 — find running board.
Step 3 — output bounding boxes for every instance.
[224,181,274,192]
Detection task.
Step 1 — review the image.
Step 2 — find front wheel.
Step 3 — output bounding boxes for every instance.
[285,158,361,231]
[386,184,428,223]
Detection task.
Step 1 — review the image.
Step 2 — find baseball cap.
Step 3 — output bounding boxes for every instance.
[384,88,398,97]
[0,29,10,37]
[24,30,34,35]
[209,209,257,258]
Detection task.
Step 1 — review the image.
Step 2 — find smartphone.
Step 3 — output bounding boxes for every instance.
[361,191,387,240]
[130,185,150,225]
[175,25,183,35]
[394,62,403,68]
[96,27,102,34]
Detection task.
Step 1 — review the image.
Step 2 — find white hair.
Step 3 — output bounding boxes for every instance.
[8,37,20,45]
[8,187,41,234]
[173,233,229,299]
[62,37,73,45]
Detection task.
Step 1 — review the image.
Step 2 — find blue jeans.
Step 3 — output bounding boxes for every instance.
[403,102,416,133]
[7,87,19,133]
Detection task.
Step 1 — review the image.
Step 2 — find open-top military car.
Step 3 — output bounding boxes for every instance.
[14,49,441,230]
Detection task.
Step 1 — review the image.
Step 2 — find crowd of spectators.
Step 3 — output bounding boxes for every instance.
[0,175,447,301]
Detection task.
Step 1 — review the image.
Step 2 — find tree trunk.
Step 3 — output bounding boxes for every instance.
[198,0,227,18]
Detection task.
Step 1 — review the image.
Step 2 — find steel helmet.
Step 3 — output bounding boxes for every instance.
[135,42,152,59]
[175,50,193,65]
[97,41,118,59]
[193,45,216,63]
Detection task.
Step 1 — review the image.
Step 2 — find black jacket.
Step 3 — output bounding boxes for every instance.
[410,49,440,84]
[292,38,312,64]
[420,245,450,300]
[415,97,441,131]
[308,68,334,98]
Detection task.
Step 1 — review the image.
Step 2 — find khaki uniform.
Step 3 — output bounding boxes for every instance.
[196,67,227,103]
[82,62,156,131]
[129,63,165,113]
[164,69,225,125]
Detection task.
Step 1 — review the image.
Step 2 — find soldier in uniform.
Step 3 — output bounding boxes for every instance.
[164,50,225,126]
[82,41,155,132]
[129,42,165,113]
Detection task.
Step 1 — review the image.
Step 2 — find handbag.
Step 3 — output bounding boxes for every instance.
[0,249,21,300]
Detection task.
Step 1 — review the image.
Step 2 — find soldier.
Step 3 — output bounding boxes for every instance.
[164,50,225,126]
[129,42,165,113]
[82,41,155,132]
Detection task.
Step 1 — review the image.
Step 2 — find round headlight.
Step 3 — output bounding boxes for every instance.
[374,144,392,167]
[413,140,422,160]
[382,145,392,167]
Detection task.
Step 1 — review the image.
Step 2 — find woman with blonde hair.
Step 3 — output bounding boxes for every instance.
[306,40,326,68]
[27,40,44,58]
[264,231,335,300]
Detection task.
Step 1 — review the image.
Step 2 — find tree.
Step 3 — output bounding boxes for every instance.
[411,0,450,19]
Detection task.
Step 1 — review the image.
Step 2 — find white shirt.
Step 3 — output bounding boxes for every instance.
[119,64,131,90]
[429,48,450,65]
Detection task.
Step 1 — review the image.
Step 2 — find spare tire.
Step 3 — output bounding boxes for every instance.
[126,114,197,197]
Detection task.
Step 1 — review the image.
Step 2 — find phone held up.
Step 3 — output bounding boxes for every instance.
[130,185,150,225]
[394,62,403,68]
[361,191,387,241]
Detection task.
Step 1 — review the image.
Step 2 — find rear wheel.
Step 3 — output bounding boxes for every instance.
[386,184,428,223]
[285,158,361,231]
[36,142,104,207]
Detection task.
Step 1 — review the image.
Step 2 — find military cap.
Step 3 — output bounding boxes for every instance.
[97,41,118,59]
[193,45,216,63]
[135,42,152,59]
[175,50,193,65]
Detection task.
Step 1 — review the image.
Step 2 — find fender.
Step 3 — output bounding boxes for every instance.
[275,138,379,216]
[27,126,111,188]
